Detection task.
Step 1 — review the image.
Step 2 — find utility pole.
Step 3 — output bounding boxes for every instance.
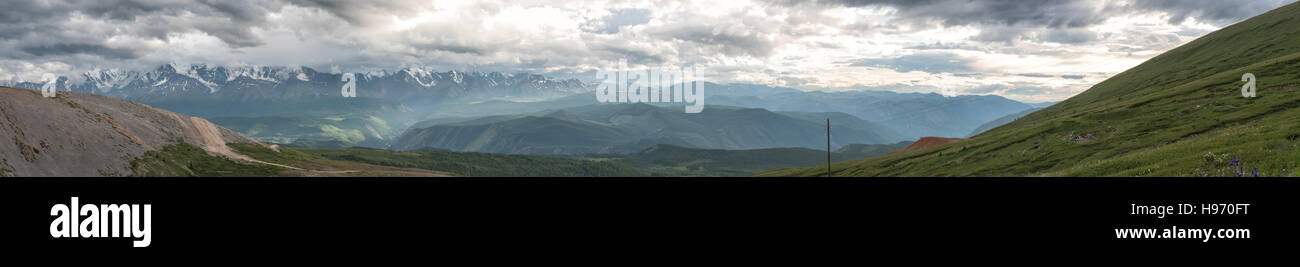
[826,118,831,177]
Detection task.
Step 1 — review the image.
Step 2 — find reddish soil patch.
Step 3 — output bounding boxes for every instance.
[888,137,970,155]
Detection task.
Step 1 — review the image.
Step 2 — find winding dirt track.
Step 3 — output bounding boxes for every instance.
[184,116,302,170]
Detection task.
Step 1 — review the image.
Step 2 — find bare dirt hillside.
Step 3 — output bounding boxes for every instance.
[0,86,452,177]
[0,87,259,176]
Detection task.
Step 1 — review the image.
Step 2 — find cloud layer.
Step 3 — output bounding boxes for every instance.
[0,0,1294,102]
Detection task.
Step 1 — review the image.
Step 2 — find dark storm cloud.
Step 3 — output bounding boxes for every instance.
[0,0,286,61]
[287,0,372,25]
[849,53,976,74]
[288,0,428,26]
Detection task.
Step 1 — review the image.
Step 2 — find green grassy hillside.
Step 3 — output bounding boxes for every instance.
[393,103,898,154]
[131,143,285,177]
[296,142,907,177]
[757,2,1300,177]
[299,147,657,177]
[607,142,910,176]
[130,143,454,177]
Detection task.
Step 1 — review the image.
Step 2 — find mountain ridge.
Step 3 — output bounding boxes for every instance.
[4,64,592,103]
[392,103,899,154]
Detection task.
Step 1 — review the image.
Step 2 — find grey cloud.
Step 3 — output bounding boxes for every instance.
[1061,74,1085,79]
[0,0,285,56]
[777,0,1291,46]
[589,42,668,66]
[586,9,652,34]
[1040,28,1097,44]
[906,42,988,51]
[1016,73,1054,78]
[652,25,777,57]
[200,0,275,22]
[193,23,266,48]
[777,0,1119,28]
[1131,0,1296,25]
[971,27,1028,44]
[781,0,1294,28]
[972,26,1097,44]
[849,52,976,74]
[411,41,496,56]
[288,0,426,26]
[18,43,145,59]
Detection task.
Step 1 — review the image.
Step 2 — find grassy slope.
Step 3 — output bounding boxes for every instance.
[128,139,906,177]
[130,142,453,177]
[757,2,1300,177]
[131,143,285,177]
[297,142,907,177]
[228,143,454,177]
[395,104,897,154]
[299,147,656,177]
[610,143,910,176]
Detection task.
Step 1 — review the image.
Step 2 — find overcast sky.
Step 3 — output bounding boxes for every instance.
[1,0,1295,102]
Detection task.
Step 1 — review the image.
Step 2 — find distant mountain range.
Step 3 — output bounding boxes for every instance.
[1,64,599,149]
[392,103,899,154]
[967,107,1044,137]
[2,84,917,177]
[5,64,1039,152]
[9,64,590,103]
[709,90,1034,140]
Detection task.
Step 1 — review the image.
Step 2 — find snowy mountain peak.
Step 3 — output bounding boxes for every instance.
[34,64,591,101]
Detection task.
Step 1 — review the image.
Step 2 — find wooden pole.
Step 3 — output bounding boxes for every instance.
[826,118,831,177]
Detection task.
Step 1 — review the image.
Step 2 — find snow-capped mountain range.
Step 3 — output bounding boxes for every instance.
[5,64,592,103]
